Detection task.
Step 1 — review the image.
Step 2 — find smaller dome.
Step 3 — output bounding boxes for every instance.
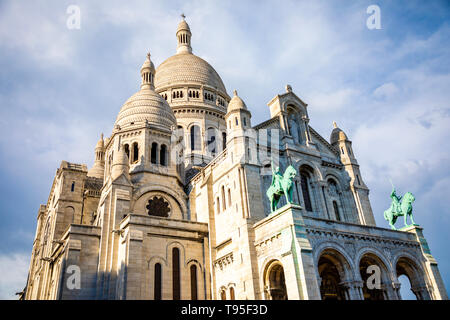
[227,90,247,112]
[115,53,177,131]
[115,89,176,130]
[330,121,348,144]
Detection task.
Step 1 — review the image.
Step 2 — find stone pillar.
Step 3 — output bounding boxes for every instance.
[401,225,448,300]
[392,281,402,300]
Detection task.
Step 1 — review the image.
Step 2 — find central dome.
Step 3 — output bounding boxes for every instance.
[155,53,227,95]
[154,16,228,97]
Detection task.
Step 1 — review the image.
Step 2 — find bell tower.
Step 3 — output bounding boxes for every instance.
[330,122,376,226]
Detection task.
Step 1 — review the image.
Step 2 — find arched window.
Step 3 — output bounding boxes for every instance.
[71,182,75,192]
[151,142,158,164]
[172,248,180,300]
[220,289,227,300]
[154,263,162,300]
[124,144,130,160]
[221,186,226,211]
[216,197,220,213]
[132,142,139,163]
[207,127,216,156]
[190,265,198,300]
[333,201,341,221]
[160,144,167,166]
[229,287,235,300]
[190,125,201,151]
[228,189,232,207]
[300,172,313,212]
[222,132,227,151]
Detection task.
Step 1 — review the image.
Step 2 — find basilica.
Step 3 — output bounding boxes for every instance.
[23,17,447,300]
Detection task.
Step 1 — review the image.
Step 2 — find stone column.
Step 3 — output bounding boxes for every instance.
[401,225,448,300]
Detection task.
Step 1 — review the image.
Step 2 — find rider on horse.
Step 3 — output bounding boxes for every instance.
[271,161,283,193]
[390,188,402,215]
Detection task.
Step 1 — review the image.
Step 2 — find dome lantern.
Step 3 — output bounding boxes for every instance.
[176,14,192,54]
[141,52,155,90]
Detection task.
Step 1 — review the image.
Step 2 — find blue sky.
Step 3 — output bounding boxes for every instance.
[0,0,449,299]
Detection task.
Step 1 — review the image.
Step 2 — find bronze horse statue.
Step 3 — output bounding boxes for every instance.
[266,165,297,212]
[384,190,416,230]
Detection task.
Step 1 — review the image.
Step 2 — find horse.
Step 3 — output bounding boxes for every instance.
[266,165,297,212]
[383,191,416,230]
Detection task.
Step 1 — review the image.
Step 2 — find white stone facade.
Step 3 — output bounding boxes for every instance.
[23,17,447,300]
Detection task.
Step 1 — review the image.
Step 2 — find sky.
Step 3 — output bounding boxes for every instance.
[0,0,449,300]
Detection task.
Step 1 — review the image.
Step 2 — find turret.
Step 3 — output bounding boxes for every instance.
[225,90,254,163]
[225,90,252,135]
[87,133,105,179]
[330,122,375,225]
[111,144,130,181]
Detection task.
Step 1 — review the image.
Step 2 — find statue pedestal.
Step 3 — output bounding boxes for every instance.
[254,203,321,300]
[400,224,448,299]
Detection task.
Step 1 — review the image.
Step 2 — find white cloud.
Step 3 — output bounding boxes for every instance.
[0,252,29,300]
[373,82,399,100]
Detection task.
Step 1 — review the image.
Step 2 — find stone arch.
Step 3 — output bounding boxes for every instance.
[63,206,75,227]
[166,241,186,267]
[282,100,306,117]
[186,259,203,300]
[294,159,323,181]
[147,256,167,300]
[298,164,318,213]
[133,184,188,219]
[219,286,227,300]
[262,259,288,300]
[316,246,354,300]
[356,248,394,300]
[314,242,356,278]
[393,253,430,300]
[189,123,202,151]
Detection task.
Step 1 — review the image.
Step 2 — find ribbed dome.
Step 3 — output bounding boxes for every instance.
[227,90,247,112]
[330,122,348,144]
[155,53,227,95]
[115,88,176,130]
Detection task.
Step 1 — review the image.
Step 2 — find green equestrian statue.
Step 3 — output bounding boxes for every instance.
[266,161,297,212]
[383,185,417,230]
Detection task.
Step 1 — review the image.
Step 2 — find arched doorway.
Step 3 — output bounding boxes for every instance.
[317,249,352,300]
[396,256,429,300]
[264,261,288,300]
[359,254,389,300]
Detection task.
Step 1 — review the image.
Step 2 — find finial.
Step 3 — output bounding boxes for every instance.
[233,89,238,96]
[333,121,337,128]
[286,84,292,93]
[181,13,186,20]
[146,51,151,60]
[100,133,104,140]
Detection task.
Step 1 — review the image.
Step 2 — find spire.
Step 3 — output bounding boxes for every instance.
[176,14,192,54]
[87,133,105,179]
[333,121,338,128]
[140,51,155,90]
